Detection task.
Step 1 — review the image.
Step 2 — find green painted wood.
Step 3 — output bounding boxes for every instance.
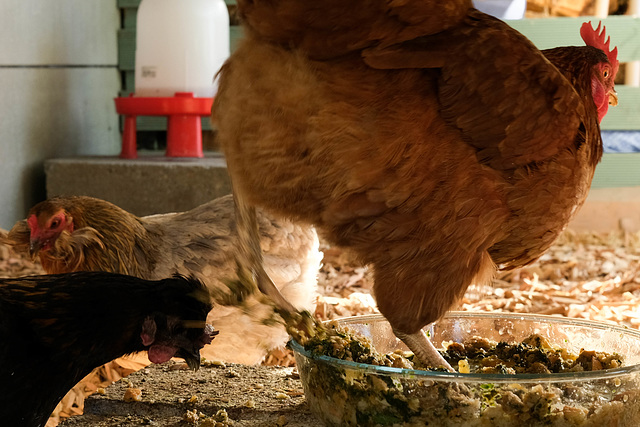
[507,16,640,63]
[136,116,166,131]
[121,71,135,95]
[117,29,136,71]
[121,116,212,132]
[117,0,141,8]
[591,153,640,188]
[601,86,640,131]
[230,25,244,53]
[122,7,137,29]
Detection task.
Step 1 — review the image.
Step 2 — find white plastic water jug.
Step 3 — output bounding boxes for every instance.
[134,0,230,97]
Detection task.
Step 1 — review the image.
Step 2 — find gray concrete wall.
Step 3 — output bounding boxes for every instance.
[0,0,121,229]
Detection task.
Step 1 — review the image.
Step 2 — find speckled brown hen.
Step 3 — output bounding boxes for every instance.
[5,195,321,364]
[212,0,619,369]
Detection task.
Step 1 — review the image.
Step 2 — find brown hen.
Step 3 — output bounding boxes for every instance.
[5,195,321,364]
[212,1,619,369]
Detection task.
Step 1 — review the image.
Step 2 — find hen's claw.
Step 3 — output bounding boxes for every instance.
[394,327,455,372]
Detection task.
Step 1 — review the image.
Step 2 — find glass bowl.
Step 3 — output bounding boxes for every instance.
[291,312,640,426]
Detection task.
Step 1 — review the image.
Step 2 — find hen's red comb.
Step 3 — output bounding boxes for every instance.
[580,21,619,76]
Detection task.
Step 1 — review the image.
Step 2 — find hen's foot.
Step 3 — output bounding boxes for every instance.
[281,309,319,344]
[223,265,318,341]
[394,328,455,372]
[250,261,318,339]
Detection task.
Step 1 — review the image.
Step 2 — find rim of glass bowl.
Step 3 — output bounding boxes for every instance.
[289,311,640,384]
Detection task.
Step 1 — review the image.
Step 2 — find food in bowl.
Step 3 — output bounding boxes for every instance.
[291,312,640,426]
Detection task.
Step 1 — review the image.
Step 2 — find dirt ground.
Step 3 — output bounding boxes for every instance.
[60,362,316,426]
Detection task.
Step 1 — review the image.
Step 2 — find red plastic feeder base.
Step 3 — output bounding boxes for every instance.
[114,92,214,159]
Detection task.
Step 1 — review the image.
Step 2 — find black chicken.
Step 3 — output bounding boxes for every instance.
[0,272,216,427]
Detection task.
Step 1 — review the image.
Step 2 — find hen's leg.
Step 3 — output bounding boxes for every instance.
[230,183,316,338]
[373,247,495,372]
[394,328,454,372]
[231,188,296,312]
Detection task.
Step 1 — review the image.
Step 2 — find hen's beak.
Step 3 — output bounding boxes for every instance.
[609,90,618,107]
[29,238,42,260]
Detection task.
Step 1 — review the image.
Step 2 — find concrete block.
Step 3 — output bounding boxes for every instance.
[45,154,233,217]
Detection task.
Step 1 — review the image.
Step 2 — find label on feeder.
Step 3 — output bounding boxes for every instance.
[141,66,157,78]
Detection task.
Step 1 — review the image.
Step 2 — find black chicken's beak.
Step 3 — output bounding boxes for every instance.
[29,238,42,260]
[177,347,202,371]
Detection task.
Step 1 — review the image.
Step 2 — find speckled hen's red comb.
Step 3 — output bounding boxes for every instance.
[580,21,619,77]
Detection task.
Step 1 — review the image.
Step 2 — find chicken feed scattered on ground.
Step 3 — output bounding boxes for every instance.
[2,228,640,425]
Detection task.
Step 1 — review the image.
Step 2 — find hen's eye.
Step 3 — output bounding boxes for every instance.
[603,70,609,78]
[50,219,60,229]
